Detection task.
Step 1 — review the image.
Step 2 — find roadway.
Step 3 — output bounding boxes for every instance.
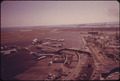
[63,52,80,80]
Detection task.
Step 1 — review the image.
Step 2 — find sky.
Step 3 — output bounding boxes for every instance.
[1,1,119,28]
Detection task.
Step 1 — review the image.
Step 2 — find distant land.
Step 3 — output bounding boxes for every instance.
[1,22,119,32]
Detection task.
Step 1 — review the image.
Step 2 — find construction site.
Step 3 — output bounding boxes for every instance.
[1,26,120,80]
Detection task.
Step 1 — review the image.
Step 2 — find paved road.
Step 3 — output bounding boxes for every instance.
[64,52,81,80]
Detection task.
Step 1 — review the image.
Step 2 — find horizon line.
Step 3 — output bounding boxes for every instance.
[1,21,119,28]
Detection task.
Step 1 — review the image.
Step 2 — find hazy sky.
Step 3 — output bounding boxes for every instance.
[1,1,119,27]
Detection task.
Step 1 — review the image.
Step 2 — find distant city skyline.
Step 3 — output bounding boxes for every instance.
[1,1,119,28]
